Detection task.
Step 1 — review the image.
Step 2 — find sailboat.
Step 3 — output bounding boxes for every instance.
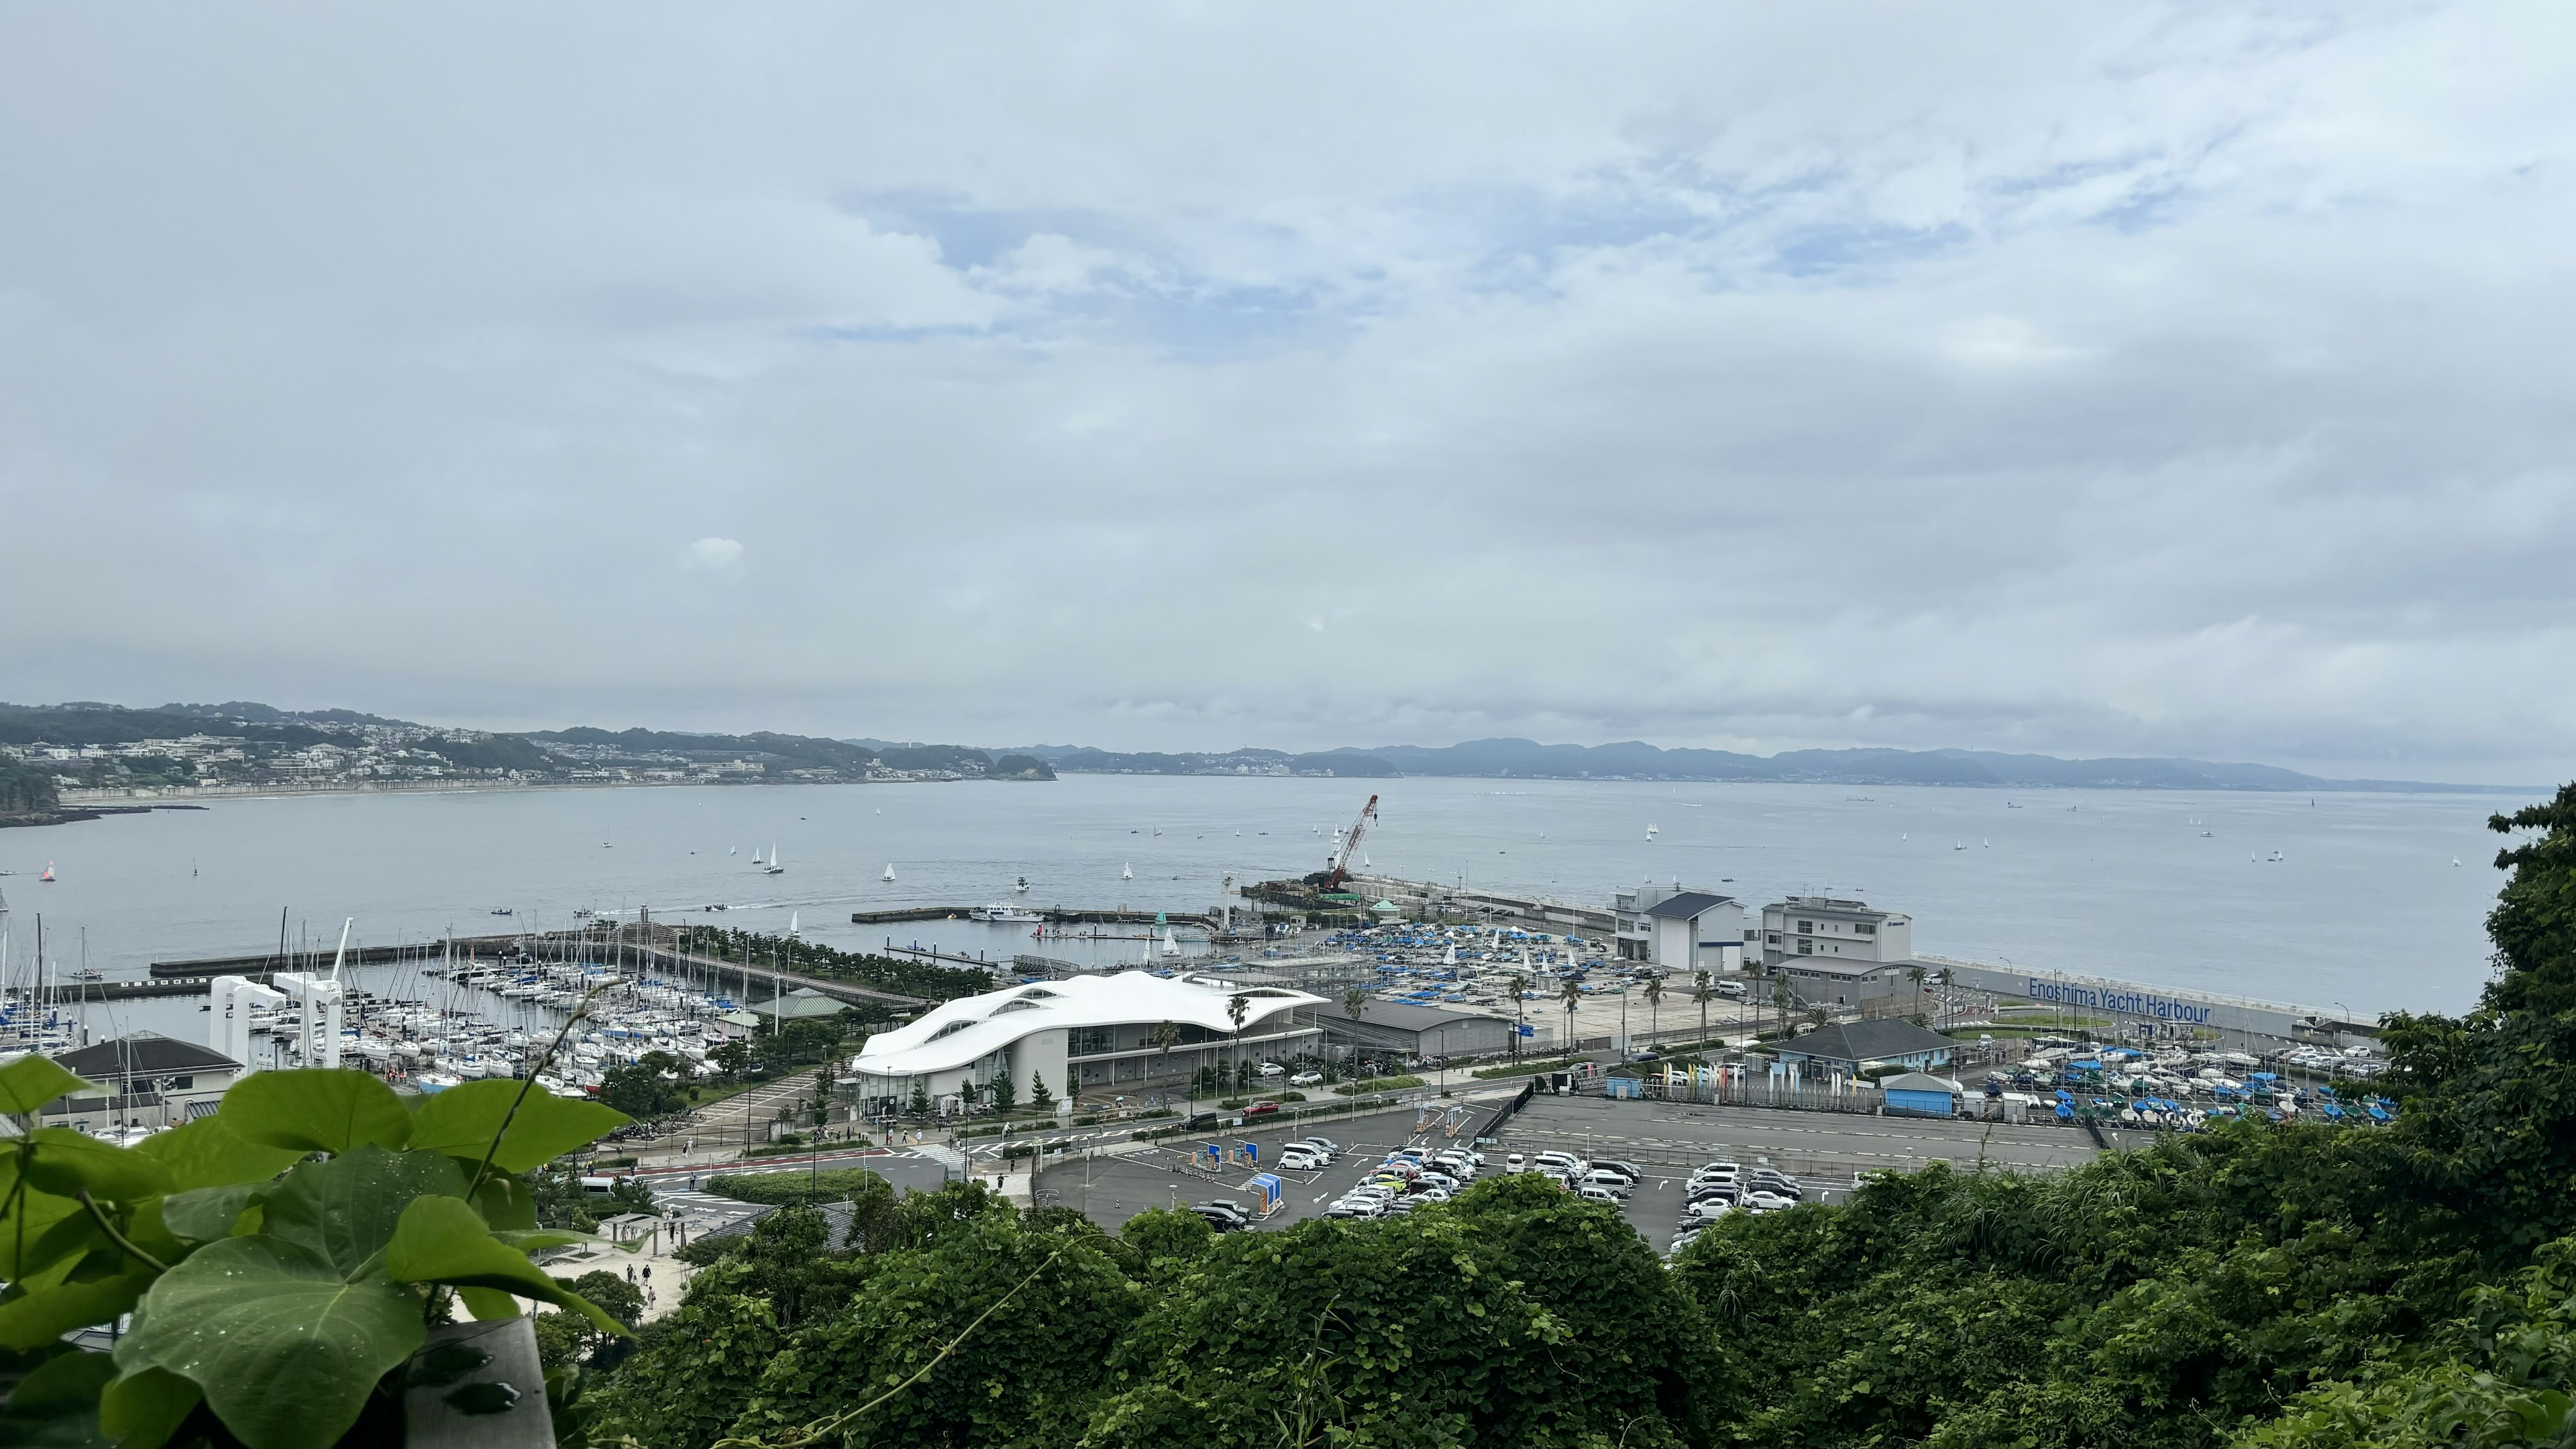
[729,846,737,855]
[1161,926,1181,957]
[788,912,800,936]
[1953,839,1966,851]
[39,862,54,882]
[1360,851,1371,867]
[1120,863,1134,881]
[881,863,897,882]
[1645,824,1658,841]
[764,845,784,876]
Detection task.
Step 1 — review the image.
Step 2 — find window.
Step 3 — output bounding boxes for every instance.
[1068,1026,1114,1057]
[1854,922,1876,936]
[1766,932,1781,945]
[1797,941,1813,955]
[1797,920,1813,933]
[928,1020,978,1040]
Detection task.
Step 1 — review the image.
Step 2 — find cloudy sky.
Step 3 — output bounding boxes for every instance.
[3,4,2571,782]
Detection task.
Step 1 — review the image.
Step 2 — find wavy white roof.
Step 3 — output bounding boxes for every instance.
[851,971,1324,1079]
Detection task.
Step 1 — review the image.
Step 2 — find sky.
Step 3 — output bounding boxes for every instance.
[2,4,2571,784]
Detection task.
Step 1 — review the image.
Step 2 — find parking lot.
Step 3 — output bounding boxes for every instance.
[1031,1085,2110,1251]
[1034,1097,1515,1234]
[1494,1093,2107,1250]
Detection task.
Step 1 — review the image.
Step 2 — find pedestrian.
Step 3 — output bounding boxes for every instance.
[625,1265,635,1283]
[642,1265,651,1281]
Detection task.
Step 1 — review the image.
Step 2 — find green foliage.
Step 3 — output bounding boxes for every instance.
[1028,1071,1054,1112]
[0,1066,632,1448]
[708,1166,891,1208]
[0,757,59,816]
[2483,784,2576,1015]
[601,1050,692,1118]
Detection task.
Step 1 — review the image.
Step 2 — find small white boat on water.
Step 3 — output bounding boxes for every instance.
[971,903,1043,922]
[1121,863,1133,880]
[882,863,897,882]
[765,844,784,876]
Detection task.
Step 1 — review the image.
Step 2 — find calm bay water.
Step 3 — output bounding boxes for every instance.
[0,775,2522,1022]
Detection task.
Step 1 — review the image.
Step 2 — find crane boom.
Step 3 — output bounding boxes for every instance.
[1322,794,1380,892]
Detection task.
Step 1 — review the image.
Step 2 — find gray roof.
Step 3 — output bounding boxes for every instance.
[1880,1072,1966,1094]
[52,1033,241,1082]
[1780,957,1898,978]
[1644,891,1735,920]
[1309,1000,1497,1032]
[1774,1018,1956,1065]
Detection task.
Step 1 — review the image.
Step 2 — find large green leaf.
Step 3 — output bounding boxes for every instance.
[0,1262,157,1352]
[261,1145,465,1277]
[0,1345,116,1448]
[135,1116,303,1191]
[116,1236,425,1449]
[455,1285,524,1321]
[383,1195,625,1336]
[407,1079,629,1173]
[0,1056,91,1116]
[161,1183,266,1242]
[218,1070,411,1156]
[97,1366,200,1449]
[0,1181,85,1281]
[19,1129,174,1201]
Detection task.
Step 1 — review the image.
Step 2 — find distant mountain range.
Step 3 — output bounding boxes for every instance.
[1013,738,2522,793]
[1,702,2522,802]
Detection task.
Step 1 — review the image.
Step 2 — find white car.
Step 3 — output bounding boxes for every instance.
[1258,1061,1286,1077]
[1741,1189,1796,1212]
[1682,1198,1733,1222]
[1278,1149,1323,1171]
[1576,1183,1622,1205]
[1290,1071,1324,1086]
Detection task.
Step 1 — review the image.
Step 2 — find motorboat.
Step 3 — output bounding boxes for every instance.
[970,904,1043,922]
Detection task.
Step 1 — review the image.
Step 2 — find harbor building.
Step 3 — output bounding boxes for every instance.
[1612,885,1748,971]
[44,1034,248,1132]
[1768,1019,1957,1079]
[845,971,1325,1109]
[1776,955,1915,1008]
[1309,999,1518,1061]
[1760,896,1913,967]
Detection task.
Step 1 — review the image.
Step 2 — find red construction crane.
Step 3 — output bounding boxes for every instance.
[1318,794,1380,892]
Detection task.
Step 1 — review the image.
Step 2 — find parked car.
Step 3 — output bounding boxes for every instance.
[1415,1171,1460,1192]
[1686,1184,1736,1206]
[1244,1100,1281,1116]
[1326,1197,1381,1219]
[1504,1153,1527,1173]
[1278,1148,1324,1171]
[1579,1169,1634,1197]
[1290,1071,1324,1086]
[1576,1183,1623,1205]
[1741,1189,1797,1212]
[1593,1159,1643,1182]
[1682,1198,1733,1222]
[1258,1062,1286,1077]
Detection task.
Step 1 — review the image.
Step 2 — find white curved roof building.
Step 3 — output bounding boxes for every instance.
[848,971,1325,1106]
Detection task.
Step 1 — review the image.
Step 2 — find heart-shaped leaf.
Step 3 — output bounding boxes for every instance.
[383,1195,626,1336]
[455,1285,525,1321]
[136,1116,304,1191]
[0,1179,83,1280]
[219,1070,411,1156]
[162,1183,266,1242]
[0,1344,117,1447]
[262,1146,466,1277]
[99,1366,202,1449]
[0,1260,158,1352]
[117,1236,425,1449]
[406,1081,629,1173]
[0,1057,92,1117]
[21,1128,175,1201]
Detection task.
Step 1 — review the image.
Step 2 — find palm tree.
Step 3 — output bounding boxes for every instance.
[1341,988,1367,1074]
[1933,967,1955,1031]
[1560,977,1582,1055]
[1909,963,1929,1023]
[1642,975,1664,1049]
[1693,969,1713,1049]
[1507,973,1529,1061]
[1150,1019,1181,1108]
[1771,977,1795,1038]
[1228,992,1251,1087]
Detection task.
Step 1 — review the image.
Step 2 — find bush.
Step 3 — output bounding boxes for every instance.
[1331,1074,1426,1096]
[706,1167,889,1208]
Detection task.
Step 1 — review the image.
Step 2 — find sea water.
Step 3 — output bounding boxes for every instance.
[0,775,2522,1023]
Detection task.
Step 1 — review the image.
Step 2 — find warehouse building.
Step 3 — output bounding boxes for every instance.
[1309,999,1517,1061]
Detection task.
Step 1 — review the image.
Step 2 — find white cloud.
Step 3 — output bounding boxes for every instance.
[0,3,2570,782]
[683,537,745,571]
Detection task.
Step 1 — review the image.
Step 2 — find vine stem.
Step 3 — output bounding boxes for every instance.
[76,1189,168,1274]
[466,981,609,1200]
[712,1244,1068,1449]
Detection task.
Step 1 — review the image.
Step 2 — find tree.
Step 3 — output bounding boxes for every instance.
[1507,973,1529,1061]
[907,1079,931,1116]
[1149,1019,1181,1089]
[1909,962,1929,1021]
[1770,975,1795,1037]
[1693,969,1714,1049]
[1560,976,1582,1053]
[601,1049,690,1118]
[2483,782,2576,1015]
[1643,973,1664,1048]
[1029,1069,1054,1112]
[1228,991,1252,1083]
[711,1036,753,1079]
[988,1069,1016,1113]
